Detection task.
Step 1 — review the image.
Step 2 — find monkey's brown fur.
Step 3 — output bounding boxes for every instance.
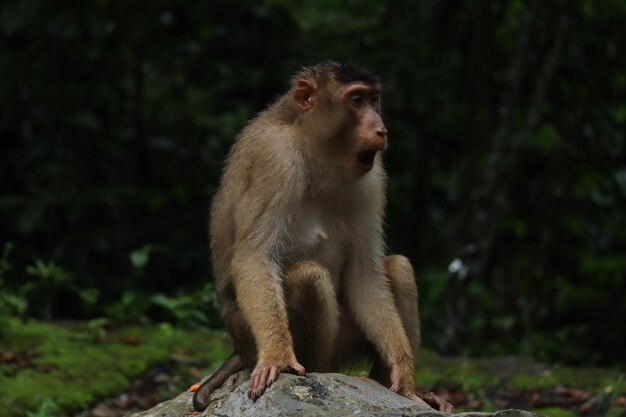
[193,62,453,413]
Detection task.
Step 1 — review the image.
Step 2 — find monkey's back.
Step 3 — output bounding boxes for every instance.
[209,116,306,309]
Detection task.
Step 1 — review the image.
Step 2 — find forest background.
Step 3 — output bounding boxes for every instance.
[1,0,625,372]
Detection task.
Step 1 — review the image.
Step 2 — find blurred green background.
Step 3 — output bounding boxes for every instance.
[1,0,625,369]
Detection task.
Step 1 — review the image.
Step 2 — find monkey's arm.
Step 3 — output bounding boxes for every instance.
[227,145,306,399]
[230,247,305,400]
[230,250,294,358]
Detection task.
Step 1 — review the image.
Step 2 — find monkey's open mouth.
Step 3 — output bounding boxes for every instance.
[357,150,377,169]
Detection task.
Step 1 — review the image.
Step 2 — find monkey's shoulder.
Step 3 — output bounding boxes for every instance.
[231,122,302,171]
[213,130,308,226]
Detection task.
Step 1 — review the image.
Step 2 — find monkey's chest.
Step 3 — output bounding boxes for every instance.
[289,209,348,278]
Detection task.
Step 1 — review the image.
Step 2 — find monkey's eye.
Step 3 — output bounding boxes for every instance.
[350,94,364,107]
[370,94,379,106]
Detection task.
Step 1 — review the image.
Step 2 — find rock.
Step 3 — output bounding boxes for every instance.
[130,371,544,417]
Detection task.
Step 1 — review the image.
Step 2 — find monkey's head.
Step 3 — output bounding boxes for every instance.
[289,62,387,176]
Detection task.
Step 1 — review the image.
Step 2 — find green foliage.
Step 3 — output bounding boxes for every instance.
[0,242,14,280]
[79,288,100,311]
[104,291,151,324]
[0,292,27,319]
[0,243,28,338]
[534,124,562,154]
[86,318,109,342]
[25,260,73,288]
[129,244,168,270]
[150,282,219,328]
[151,293,207,326]
[24,259,73,320]
[25,399,59,417]
[510,374,559,389]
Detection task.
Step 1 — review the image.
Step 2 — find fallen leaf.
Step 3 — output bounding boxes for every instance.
[554,386,590,401]
[91,403,115,417]
[113,394,131,410]
[34,365,53,373]
[121,335,140,345]
[189,366,204,379]
[530,391,541,407]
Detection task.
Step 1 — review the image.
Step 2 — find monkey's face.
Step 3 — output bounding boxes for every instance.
[293,78,387,176]
[339,83,387,176]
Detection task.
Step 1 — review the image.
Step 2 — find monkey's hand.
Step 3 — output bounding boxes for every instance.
[390,366,455,413]
[248,357,305,401]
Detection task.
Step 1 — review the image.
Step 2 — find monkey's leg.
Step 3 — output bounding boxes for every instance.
[369,255,420,386]
[192,351,245,411]
[284,261,340,372]
[384,255,420,353]
[370,255,453,413]
[222,299,258,367]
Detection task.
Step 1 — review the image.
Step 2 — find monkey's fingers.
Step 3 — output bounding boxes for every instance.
[249,361,306,401]
[389,365,405,393]
[267,367,279,386]
[248,367,270,400]
[389,382,400,393]
[267,362,305,387]
[287,362,306,376]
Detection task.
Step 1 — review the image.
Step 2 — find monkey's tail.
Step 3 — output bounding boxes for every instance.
[192,351,245,411]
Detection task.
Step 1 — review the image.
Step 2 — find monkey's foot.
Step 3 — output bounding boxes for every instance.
[418,392,455,413]
[389,368,454,413]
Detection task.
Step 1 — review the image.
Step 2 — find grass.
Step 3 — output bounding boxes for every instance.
[412,350,625,416]
[0,318,231,417]
[1,318,624,417]
[531,407,575,417]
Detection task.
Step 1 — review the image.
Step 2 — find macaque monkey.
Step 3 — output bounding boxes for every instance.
[193,62,453,413]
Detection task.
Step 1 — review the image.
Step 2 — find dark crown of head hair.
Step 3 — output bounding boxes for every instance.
[294,61,379,86]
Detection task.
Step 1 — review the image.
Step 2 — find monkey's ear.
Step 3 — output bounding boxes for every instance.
[294,80,316,110]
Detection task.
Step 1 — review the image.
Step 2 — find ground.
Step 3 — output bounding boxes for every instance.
[0,318,624,417]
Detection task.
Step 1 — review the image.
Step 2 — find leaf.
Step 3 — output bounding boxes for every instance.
[130,249,149,269]
[535,124,562,154]
[130,244,168,269]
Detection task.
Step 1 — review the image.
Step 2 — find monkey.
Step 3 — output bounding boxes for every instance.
[192,62,454,413]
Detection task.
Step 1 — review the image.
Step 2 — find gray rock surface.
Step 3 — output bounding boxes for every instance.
[130,371,544,417]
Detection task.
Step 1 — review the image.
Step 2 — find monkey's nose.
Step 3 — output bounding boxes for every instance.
[376,127,387,138]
